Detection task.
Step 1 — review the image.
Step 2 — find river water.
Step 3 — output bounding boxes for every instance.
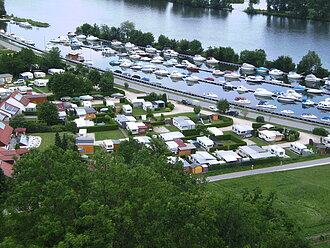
[4,0,330,120]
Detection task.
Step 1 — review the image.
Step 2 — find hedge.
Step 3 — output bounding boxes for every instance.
[150,120,165,126]
[252,122,264,129]
[207,117,233,128]
[86,123,119,132]
[22,111,37,116]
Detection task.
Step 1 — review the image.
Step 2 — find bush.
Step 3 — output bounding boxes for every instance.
[167,102,175,111]
[313,128,329,136]
[256,116,265,123]
[22,111,37,116]
[252,122,264,129]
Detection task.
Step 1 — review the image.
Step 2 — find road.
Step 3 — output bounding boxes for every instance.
[0,39,22,52]
[207,157,330,182]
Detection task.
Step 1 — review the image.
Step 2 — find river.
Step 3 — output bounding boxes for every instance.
[3,0,330,120]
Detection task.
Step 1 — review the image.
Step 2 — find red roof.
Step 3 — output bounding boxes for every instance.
[15,148,29,155]
[14,128,26,132]
[10,91,29,106]
[0,161,13,177]
[175,139,186,147]
[0,120,13,146]
[25,94,47,99]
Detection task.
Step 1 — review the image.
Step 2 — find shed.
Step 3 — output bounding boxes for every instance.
[207,127,223,136]
[20,72,33,80]
[232,124,253,138]
[76,135,95,154]
[214,150,241,163]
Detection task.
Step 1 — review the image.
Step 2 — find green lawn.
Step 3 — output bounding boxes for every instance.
[247,136,269,146]
[28,132,71,151]
[207,165,330,237]
[94,130,126,141]
[165,125,179,132]
[33,86,51,93]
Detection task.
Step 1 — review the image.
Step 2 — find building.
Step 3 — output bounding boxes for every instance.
[115,115,136,128]
[48,68,65,75]
[190,151,222,167]
[142,101,153,111]
[232,124,253,138]
[19,72,33,80]
[74,118,95,128]
[34,79,48,87]
[0,147,29,177]
[33,71,46,78]
[165,141,179,153]
[176,139,196,156]
[133,136,151,146]
[159,131,185,142]
[268,145,286,157]
[129,98,145,108]
[74,107,97,119]
[237,145,276,160]
[290,142,314,156]
[105,99,115,108]
[126,122,148,135]
[0,74,13,84]
[214,150,241,163]
[122,104,132,114]
[102,138,129,152]
[25,102,37,112]
[172,117,196,131]
[258,130,284,142]
[196,136,214,151]
[321,135,330,147]
[1,91,30,116]
[76,134,95,154]
[0,121,13,147]
[153,100,165,108]
[207,127,223,136]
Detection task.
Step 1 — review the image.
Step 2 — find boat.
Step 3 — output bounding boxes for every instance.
[223,82,234,90]
[269,69,284,77]
[185,76,200,82]
[175,63,186,68]
[129,54,141,60]
[83,60,93,66]
[307,88,323,94]
[293,85,307,91]
[109,60,120,66]
[67,32,76,37]
[277,94,296,103]
[253,88,274,97]
[287,71,303,80]
[86,35,99,42]
[141,65,157,73]
[281,110,294,114]
[224,72,240,80]
[284,89,302,100]
[92,44,102,51]
[131,65,142,70]
[240,63,255,71]
[317,98,330,110]
[163,49,178,57]
[65,51,84,62]
[246,75,264,83]
[193,54,206,62]
[187,66,200,72]
[76,34,86,39]
[233,97,251,104]
[151,59,163,64]
[140,57,152,62]
[119,61,132,68]
[71,40,82,48]
[163,60,176,66]
[154,69,169,76]
[324,78,330,89]
[236,85,249,93]
[256,67,269,74]
[50,38,62,43]
[146,45,157,53]
[321,116,330,122]
[305,74,321,83]
[204,93,218,98]
[125,42,135,50]
[204,77,215,81]
[118,52,128,57]
[301,113,317,119]
[111,40,122,46]
[169,71,185,80]
[18,22,32,29]
[212,70,224,77]
[102,47,116,55]
[206,57,219,64]
[25,40,35,46]
[301,98,315,106]
[256,101,277,109]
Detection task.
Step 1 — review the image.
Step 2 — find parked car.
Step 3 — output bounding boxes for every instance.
[226,110,239,116]
[13,79,25,84]
[132,75,141,79]
[141,77,150,81]
[208,106,219,112]
[123,72,131,77]
[114,70,122,74]
[181,99,192,105]
[204,77,215,81]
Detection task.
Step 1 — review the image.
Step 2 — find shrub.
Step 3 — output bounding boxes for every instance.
[252,122,264,129]
[256,116,265,123]
[167,102,175,111]
[313,128,329,136]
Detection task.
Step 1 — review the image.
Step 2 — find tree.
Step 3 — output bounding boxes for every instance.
[297,50,322,73]
[270,56,296,72]
[256,116,265,123]
[217,99,230,114]
[0,0,5,17]
[55,132,62,148]
[149,138,168,156]
[240,49,267,67]
[61,134,68,150]
[124,82,129,90]
[194,105,201,115]
[120,20,135,40]
[312,127,328,136]
[17,48,39,72]
[37,101,59,125]
[87,69,101,86]
[99,71,114,93]
[188,40,203,55]
[39,47,64,72]
[0,166,7,203]
[9,114,27,129]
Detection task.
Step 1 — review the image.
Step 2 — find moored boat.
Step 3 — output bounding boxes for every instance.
[193,54,206,62]
[206,57,219,64]
[254,88,274,97]
[233,97,251,104]
[301,113,317,119]
[236,85,249,93]
[256,101,277,109]
[212,70,224,77]
[281,110,294,114]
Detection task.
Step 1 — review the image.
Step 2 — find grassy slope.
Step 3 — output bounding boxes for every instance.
[28,132,71,151]
[207,165,330,236]
[94,130,126,141]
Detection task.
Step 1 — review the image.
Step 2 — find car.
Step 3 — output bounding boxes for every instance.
[13,79,25,84]
[123,72,131,77]
[181,99,192,105]
[204,77,215,81]
[114,70,122,74]
[141,77,150,81]
[208,106,219,112]
[226,110,239,116]
[132,75,141,79]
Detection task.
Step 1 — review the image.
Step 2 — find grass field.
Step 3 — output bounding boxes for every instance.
[247,136,269,146]
[94,130,126,140]
[28,132,71,151]
[207,165,330,238]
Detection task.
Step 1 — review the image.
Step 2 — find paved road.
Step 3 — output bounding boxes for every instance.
[0,39,22,52]
[207,157,330,182]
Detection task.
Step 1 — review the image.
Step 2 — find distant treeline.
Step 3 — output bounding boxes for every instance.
[168,0,233,9]
[0,0,6,17]
[246,0,330,21]
[76,22,329,77]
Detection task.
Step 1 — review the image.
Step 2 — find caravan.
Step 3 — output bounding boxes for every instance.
[290,142,314,156]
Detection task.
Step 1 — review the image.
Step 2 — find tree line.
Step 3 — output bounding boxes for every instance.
[0,139,310,247]
[77,22,330,77]
[0,0,5,17]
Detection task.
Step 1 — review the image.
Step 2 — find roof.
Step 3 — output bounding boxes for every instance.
[115,115,136,123]
[259,130,283,137]
[126,122,147,130]
[84,107,97,114]
[154,100,165,104]
[261,124,275,129]
[0,120,13,145]
[207,127,223,136]
[291,142,307,149]
[0,161,13,177]
[173,117,195,127]
[129,98,145,104]
[122,104,132,110]
[0,74,13,78]
[197,136,214,146]
[0,102,20,116]
[214,150,241,162]
[268,145,285,152]
[74,118,94,128]
[76,137,95,146]
[160,131,185,141]
[10,91,29,106]
[233,124,253,132]
[75,107,86,116]
[166,141,179,150]
[14,128,26,132]
[134,136,151,144]
[190,151,219,165]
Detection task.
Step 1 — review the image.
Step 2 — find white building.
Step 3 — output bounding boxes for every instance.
[207,127,224,136]
[196,136,214,151]
[142,101,153,111]
[122,104,132,114]
[214,150,241,163]
[34,79,48,87]
[105,99,115,108]
[126,122,147,135]
[268,145,286,157]
[115,115,136,128]
[48,68,65,75]
[290,142,314,156]
[20,72,33,80]
[172,117,196,131]
[129,98,145,108]
[159,131,185,142]
[232,124,253,138]
[258,130,284,142]
[190,151,222,166]
[165,141,179,153]
[33,72,46,78]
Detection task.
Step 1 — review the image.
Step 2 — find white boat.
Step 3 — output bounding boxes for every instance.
[67,32,76,37]
[169,71,185,79]
[206,57,219,64]
[50,38,62,43]
[141,65,157,73]
[86,35,99,42]
[212,70,224,77]
[246,75,264,83]
[277,95,296,103]
[182,60,194,67]
[154,69,169,76]
[301,113,317,119]
[287,71,303,80]
[163,60,176,66]
[146,45,157,53]
[256,67,269,74]
[307,88,323,94]
[140,57,152,62]
[175,63,186,68]
[241,63,255,71]
[224,72,240,80]
[236,85,249,93]
[254,88,274,97]
[269,69,284,77]
[83,60,93,66]
[163,49,178,57]
[129,54,141,60]
[305,74,321,83]
[193,54,206,62]
[185,76,200,82]
[18,22,32,28]
[233,97,250,104]
[131,65,142,70]
[25,40,35,46]
[125,42,135,50]
[119,61,132,68]
[151,59,163,64]
[284,89,302,100]
[118,52,128,57]
[301,99,316,106]
[317,98,330,110]
[111,40,122,46]
[76,34,86,39]
[223,82,234,90]
[102,47,116,55]
[256,101,277,109]
[281,110,294,114]
[204,93,218,98]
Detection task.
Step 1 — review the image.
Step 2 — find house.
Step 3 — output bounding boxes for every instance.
[115,115,136,128]
[34,79,48,87]
[0,74,13,84]
[76,135,95,155]
[153,100,165,108]
[126,122,148,135]
[237,145,276,159]
[80,95,93,101]
[105,99,115,108]
[165,141,179,153]
[290,142,314,156]
[142,101,153,111]
[6,91,30,111]
[172,117,195,131]
[186,163,205,174]
[0,147,29,177]
[268,145,286,157]
[214,150,241,163]
[0,88,11,99]
[74,107,97,119]
[196,136,214,151]
[258,130,284,142]
[33,71,46,78]
[0,121,13,147]
[48,68,65,75]
[159,131,185,142]
[102,138,129,152]
[207,127,223,136]
[232,124,253,138]
[176,139,196,156]
[129,98,145,108]
[25,102,37,112]
[19,72,33,80]
[74,118,94,128]
[83,101,92,108]
[190,151,222,167]
[25,94,47,104]
[122,104,132,114]
[134,136,151,146]
[0,102,20,118]
[18,86,33,94]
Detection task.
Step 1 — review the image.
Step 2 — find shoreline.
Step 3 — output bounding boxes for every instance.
[1,16,50,27]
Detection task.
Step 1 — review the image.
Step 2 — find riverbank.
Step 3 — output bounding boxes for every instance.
[244,9,330,22]
[3,16,50,27]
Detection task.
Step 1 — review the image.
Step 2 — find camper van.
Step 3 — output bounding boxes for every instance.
[102,140,114,152]
[290,142,313,156]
